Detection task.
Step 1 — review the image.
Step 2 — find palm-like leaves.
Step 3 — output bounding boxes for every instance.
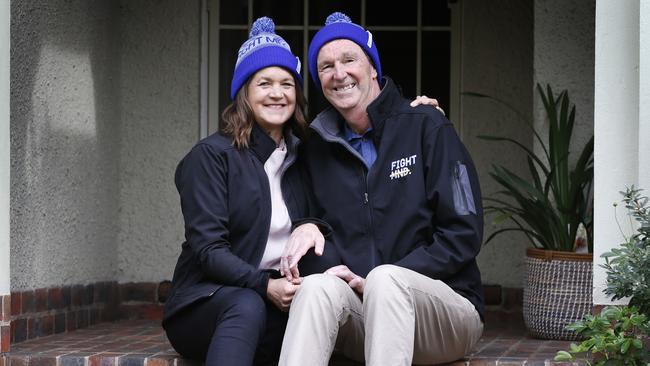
[478,84,593,251]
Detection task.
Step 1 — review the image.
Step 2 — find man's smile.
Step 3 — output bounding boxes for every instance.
[333,83,356,92]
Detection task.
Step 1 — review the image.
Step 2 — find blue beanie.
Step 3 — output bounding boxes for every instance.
[230,17,303,100]
[307,12,382,90]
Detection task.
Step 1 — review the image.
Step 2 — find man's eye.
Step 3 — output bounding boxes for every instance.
[319,65,332,72]
[282,82,295,88]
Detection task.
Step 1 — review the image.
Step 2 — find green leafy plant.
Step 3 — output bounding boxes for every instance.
[602,187,650,316]
[554,306,650,366]
[470,83,594,252]
[555,188,650,365]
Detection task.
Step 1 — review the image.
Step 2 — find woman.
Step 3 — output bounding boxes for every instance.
[162,17,332,366]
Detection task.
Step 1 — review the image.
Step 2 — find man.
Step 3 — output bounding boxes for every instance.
[279,12,484,366]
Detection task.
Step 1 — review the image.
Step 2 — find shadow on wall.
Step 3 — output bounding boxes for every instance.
[10,0,121,290]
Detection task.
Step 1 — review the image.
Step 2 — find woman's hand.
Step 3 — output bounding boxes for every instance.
[410,95,445,116]
[267,277,301,312]
[281,223,325,281]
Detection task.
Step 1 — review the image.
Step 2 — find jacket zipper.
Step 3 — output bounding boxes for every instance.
[310,120,378,267]
[279,142,298,220]
[360,162,377,268]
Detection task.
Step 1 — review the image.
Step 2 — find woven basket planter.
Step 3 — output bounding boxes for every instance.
[523,248,593,340]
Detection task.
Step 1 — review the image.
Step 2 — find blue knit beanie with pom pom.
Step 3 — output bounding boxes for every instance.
[230,17,302,99]
[307,12,382,90]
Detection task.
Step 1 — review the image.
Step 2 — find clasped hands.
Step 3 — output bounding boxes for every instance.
[282,225,366,296]
[268,224,365,312]
[268,222,325,312]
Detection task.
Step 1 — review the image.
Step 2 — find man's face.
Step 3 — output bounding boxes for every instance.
[316,39,380,114]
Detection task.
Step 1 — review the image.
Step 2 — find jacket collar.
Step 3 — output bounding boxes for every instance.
[249,122,300,164]
[366,76,401,135]
[310,76,400,142]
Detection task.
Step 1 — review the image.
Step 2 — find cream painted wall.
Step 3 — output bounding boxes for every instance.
[10,0,120,290]
[534,0,595,164]
[460,0,534,288]
[1,0,10,295]
[10,0,199,290]
[116,1,199,283]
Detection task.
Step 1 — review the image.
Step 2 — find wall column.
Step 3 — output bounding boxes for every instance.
[1,0,11,353]
[639,1,650,186]
[593,0,641,305]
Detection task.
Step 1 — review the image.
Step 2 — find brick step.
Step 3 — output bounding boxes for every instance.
[1,317,584,366]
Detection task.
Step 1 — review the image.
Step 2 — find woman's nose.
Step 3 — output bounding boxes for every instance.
[269,84,283,97]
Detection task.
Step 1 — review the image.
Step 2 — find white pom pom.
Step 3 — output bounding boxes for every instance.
[250,17,275,37]
[325,12,352,25]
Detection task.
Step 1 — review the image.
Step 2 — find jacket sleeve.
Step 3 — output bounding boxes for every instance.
[175,143,269,298]
[394,119,483,280]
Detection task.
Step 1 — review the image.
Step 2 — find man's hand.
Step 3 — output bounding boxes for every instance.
[281,223,325,281]
[410,95,445,116]
[325,265,365,295]
[267,277,301,312]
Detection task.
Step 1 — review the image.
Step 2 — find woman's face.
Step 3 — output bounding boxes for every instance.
[247,66,297,138]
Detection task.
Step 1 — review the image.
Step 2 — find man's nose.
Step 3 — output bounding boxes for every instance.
[333,63,346,80]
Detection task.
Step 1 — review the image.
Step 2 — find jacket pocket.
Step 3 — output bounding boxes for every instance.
[451,161,477,215]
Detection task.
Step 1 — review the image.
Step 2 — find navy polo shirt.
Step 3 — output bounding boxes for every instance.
[343,123,377,168]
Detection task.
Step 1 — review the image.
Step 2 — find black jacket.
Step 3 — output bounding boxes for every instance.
[163,124,330,324]
[301,77,485,319]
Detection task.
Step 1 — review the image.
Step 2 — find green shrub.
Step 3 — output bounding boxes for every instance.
[555,187,650,365]
[554,306,649,366]
[602,187,650,316]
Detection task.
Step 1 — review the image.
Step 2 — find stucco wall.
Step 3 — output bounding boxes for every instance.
[10,0,120,290]
[460,0,534,287]
[1,0,10,295]
[116,1,199,283]
[534,0,595,164]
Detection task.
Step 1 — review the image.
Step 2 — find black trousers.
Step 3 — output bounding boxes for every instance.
[165,246,340,366]
[165,286,287,366]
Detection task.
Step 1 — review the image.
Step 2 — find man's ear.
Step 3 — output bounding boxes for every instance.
[371,67,377,79]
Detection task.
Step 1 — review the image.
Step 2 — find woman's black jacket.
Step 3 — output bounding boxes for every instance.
[162,124,331,325]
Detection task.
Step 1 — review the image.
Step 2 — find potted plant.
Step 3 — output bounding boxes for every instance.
[472,84,594,340]
[555,187,650,365]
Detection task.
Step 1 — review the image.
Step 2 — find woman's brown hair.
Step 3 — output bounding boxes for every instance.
[221,73,308,149]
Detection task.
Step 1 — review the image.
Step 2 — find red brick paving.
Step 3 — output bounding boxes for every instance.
[1,314,586,366]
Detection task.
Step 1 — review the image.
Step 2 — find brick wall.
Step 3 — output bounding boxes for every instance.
[5,281,170,348]
[2,281,521,352]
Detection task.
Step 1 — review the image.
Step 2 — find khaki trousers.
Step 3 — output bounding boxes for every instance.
[279,265,483,366]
